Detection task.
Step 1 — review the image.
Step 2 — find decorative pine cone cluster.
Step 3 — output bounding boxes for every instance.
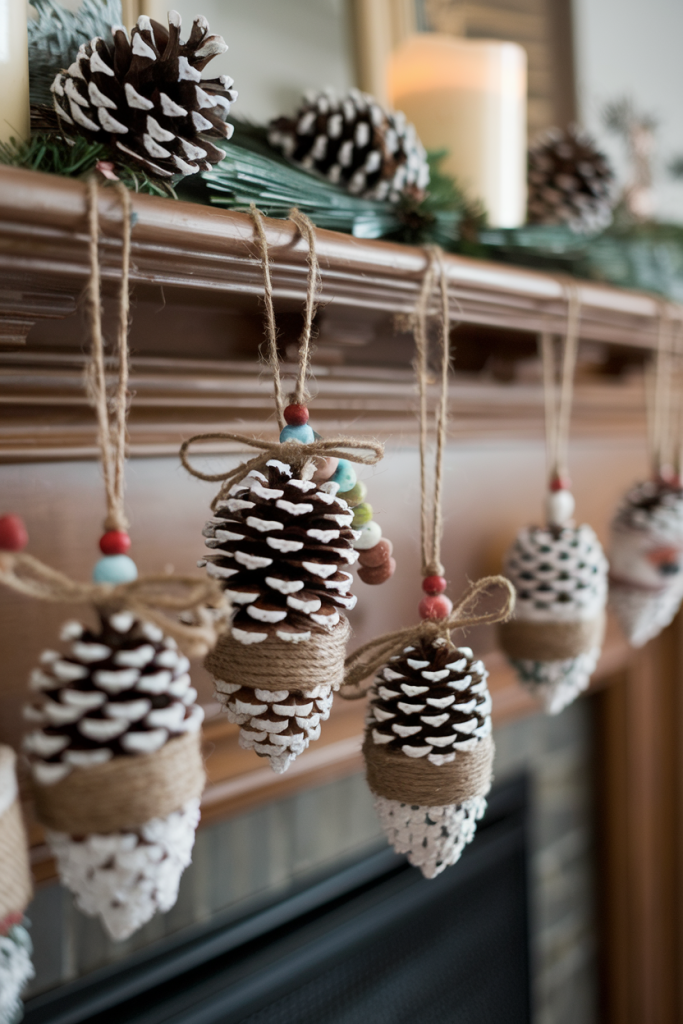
[268,88,430,202]
[367,639,491,764]
[199,460,358,643]
[505,524,608,622]
[527,126,614,233]
[51,11,237,179]
[23,610,203,785]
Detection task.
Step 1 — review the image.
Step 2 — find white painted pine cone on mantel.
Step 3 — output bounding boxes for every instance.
[23,611,205,941]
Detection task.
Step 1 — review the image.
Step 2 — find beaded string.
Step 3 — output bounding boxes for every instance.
[539,285,581,527]
[413,247,455,620]
[85,180,138,583]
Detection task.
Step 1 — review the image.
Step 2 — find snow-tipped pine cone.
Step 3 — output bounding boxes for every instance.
[500,524,608,713]
[199,459,358,643]
[23,610,203,785]
[610,479,683,646]
[268,88,429,202]
[51,11,237,179]
[528,126,614,233]
[367,639,491,764]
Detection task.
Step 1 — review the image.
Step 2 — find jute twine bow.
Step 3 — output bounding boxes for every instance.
[181,205,384,504]
[540,284,581,486]
[342,575,515,697]
[0,551,225,658]
[0,181,228,654]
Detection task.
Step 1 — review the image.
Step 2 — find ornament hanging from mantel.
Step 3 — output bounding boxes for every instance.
[182,206,396,773]
[499,294,608,714]
[0,181,227,942]
[341,247,515,880]
[609,305,683,647]
[0,746,34,1024]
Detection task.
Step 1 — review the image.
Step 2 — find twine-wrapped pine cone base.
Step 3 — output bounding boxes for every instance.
[609,480,683,647]
[365,637,493,879]
[501,524,608,714]
[23,611,206,941]
[201,460,358,772]
[51,12,237,180]
[0,747,34,1024]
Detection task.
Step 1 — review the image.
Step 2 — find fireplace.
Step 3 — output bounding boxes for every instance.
[24,775,530,1024]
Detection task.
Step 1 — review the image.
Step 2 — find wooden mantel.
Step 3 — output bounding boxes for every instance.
[2,165,683,1022]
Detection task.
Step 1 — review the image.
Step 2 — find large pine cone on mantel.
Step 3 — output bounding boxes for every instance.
[51,11,237,179]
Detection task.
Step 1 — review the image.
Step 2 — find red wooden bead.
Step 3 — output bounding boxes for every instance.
[550,474,571,492]
[422,574,447,595]
[284,404,309,426]
[0,515,28,551]
[358,557,396,585]
[358,538,393,568]
[99,530,131,555]
[419,594,453,620]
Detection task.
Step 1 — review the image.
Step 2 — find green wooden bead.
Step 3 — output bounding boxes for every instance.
[352,502,373,528]
[339,480,367,507]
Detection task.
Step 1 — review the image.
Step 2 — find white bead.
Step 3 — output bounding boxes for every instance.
[546,489,575,527]
[352,520,382,550]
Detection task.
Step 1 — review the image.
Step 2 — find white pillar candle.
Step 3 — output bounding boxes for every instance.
[388,34,527,228]
[0,0,30,144]
[139,0,168,23]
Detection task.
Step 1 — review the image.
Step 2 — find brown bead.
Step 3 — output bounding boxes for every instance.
[358,538,393,568]
[358,557,396,585]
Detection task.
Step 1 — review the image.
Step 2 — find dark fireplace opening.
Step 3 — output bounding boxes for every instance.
[25,774,530,1024]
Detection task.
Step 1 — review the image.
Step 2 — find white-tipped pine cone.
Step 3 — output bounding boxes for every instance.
[609,479,683,647]
[0,747,34,1024]
[528,126,614,233]
[500,524,608,714]
[268,87,429,202]
[23,611,205,941]
[364,638,493,879]
[202,459,358,772]
[51,11,237,180]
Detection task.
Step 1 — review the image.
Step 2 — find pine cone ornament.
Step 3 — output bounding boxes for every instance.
[51,11,237,180]
[23,611,205,941]
[364,638,493,879]
[268,88,429,202]
[609,479,683,647]
[500,516,608,714]
[0,747,34,1024]
[528,126,614,233]
[202,459,358,773]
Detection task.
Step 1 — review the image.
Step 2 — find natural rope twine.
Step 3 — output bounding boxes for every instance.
[540,284,581,487]
[364,734,494,805]
[0,551,226,657]
[32,731,205,835]
[0,747,32,920]
[499,611,605,662]
[209,616,350,696]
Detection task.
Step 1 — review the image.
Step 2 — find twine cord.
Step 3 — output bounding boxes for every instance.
[180,433,384,511]
[341,575,515,698]
[0,551,226,657]
[647,302,679,478]
[86,180,131,533]
[414,247,451,578]
[540,285,581,485]
[248,205,321,424]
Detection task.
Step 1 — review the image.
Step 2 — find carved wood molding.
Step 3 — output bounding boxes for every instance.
[0,166,678,350]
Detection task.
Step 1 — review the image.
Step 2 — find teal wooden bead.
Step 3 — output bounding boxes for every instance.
[280,424,315,444]
[353,520,382,550]
[93,554,138,584]
[331,459,357,492]
[352,502,373,528]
